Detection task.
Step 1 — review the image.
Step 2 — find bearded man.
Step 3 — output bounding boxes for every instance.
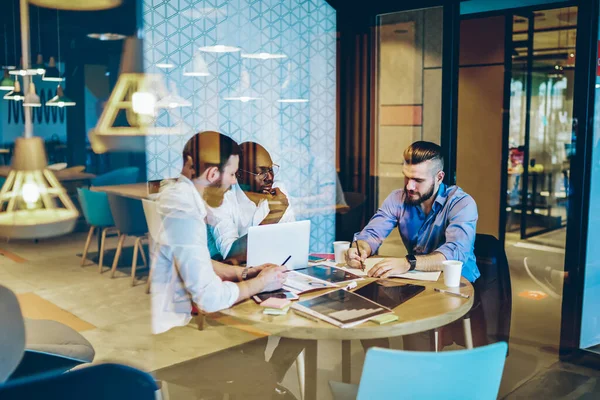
[345,141,480,282]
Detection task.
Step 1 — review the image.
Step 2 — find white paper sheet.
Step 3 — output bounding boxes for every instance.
[338,257,441,282]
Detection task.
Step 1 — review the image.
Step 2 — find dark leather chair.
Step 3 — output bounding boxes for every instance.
[442,234,512,350]
[472,233,512,344]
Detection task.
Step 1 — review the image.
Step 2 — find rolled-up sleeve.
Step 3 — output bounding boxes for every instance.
[435,196,478,263]
[157,192,239,313]
[355,191,401,255]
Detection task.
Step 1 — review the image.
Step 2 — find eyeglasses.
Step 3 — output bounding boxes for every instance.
[238,164,279,179]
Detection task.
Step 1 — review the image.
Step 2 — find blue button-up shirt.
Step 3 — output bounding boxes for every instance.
[355,183,480,282]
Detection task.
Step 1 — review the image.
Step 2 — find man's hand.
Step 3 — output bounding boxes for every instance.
[344,240,370,269]
[257,265,287,292]
[368,258,410,278]
[247,263,279,280]
[268,188,290,207]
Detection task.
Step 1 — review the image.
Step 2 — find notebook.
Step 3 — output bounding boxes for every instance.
[291,288,393,328]
[343,258,441,282]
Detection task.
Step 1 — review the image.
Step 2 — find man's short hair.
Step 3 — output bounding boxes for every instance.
[403,141,444,171]
[183,131,241,177]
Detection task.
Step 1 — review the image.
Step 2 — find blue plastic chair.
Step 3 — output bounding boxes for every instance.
[330,342,508,400]
[107,194,149,286]
[91,167,139,187]
[0,363,158,400]
[77,188,117,272]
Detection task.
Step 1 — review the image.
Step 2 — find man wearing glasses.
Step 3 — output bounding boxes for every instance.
[207,141,296,263]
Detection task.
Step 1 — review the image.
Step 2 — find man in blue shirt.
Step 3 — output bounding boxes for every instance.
[346,141,480,282]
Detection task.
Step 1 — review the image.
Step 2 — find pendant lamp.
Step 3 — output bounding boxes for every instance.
[0,137,79,239]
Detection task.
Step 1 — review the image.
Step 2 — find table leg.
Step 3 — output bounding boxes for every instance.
[341,340,351,383]
[304,340,317,400]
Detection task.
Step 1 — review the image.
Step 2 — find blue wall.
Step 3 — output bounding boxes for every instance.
[142,0,337,253]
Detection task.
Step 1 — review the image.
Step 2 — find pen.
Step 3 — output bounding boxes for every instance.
[434,287,470,299]
[352,240,366,271]
[282,255,292,266]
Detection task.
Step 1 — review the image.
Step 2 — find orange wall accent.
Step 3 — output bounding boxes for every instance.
[380,105,423,126]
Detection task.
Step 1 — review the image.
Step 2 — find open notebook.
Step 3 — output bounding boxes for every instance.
[342,258,441,282]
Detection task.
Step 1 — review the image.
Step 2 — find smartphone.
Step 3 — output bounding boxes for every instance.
[308,255,327,263]
[252,289,299,304]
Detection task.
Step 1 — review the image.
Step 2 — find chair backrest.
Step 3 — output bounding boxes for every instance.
[474,234,512,343]
[0,285,25,383]
[107,194,148,236]
[77,188,115,228]
[0,363,158,400]
[357,342,508,400]
[335,192,366,242]
[141,199,160,241]
[91,167,139,187]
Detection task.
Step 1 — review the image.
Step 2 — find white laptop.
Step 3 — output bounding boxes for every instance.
[246,220,311,270]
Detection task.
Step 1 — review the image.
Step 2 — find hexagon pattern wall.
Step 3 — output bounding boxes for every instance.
[143,0,336,252]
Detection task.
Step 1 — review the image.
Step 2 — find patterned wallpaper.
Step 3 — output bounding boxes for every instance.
[142,0,336,252]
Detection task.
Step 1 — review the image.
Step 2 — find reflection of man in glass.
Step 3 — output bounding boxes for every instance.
[152,132,286,334]
[206,141,296,263]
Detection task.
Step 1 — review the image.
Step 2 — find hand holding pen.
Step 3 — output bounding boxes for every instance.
[345,240,367,270]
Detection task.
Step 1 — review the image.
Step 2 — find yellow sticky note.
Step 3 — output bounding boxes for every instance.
[371,314,398,325]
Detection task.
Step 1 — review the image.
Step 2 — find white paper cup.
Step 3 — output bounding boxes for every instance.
[333,241,351,264]
[442,260,463,288]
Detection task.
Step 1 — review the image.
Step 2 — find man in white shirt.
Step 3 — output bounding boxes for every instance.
[207,141,295,263]
[152,132,287,334]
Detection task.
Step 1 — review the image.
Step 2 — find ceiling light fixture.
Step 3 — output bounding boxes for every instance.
[23,80,41,107]
[0,70,15,91]
[46,84,75,107]
[3,78,23,100]
[183,51,210,76]
[241,52,287,60]
[87,32,127,41]
[199,44,241,53]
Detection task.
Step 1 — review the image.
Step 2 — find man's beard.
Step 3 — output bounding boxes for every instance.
[202,178,230,208]
[404,183,435,206]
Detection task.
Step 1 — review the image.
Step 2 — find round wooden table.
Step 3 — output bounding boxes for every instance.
[219,276,474,400]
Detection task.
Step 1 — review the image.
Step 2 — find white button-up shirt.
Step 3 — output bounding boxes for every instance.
[151,176,240,334]
[206,184,296,259]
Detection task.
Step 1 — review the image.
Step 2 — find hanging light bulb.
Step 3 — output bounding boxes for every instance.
[46,84,75,107]
[3,78,23,101]
[23,81,41,107]
[183,51,210,77]
[0,137,79,239]
[0,70,15,91]
[43,57,64,82]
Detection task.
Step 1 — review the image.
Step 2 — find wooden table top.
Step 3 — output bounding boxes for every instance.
[218,276,474,340]
[0,166,96,182]
[91,183,150,200]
